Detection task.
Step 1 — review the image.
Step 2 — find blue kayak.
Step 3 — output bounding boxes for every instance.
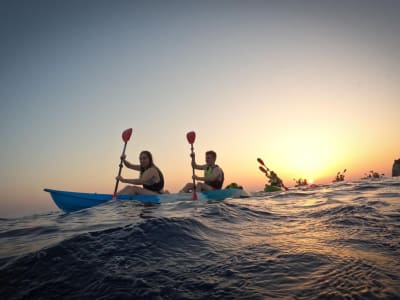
[44,188,249,213]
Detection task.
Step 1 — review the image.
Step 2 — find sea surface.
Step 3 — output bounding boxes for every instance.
[1,178,400,299]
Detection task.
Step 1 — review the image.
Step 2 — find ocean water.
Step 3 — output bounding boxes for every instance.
[1,178,400,299]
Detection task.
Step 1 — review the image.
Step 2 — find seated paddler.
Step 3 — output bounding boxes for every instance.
[264,170,288,191]
[180,150,224,192]
[116,150,165,195]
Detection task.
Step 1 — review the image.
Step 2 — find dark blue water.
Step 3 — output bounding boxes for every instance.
[1,178,400,299]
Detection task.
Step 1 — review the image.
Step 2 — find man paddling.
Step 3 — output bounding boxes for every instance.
[180,150,224,192]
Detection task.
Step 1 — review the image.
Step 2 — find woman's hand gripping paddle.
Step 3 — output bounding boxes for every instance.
[186,131,197,200]
[113,128,133,200]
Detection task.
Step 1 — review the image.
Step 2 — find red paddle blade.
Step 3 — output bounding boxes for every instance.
[122,128,133,143]
[186,131,196,144]
[257,158,265,166]
[193,191,198,200]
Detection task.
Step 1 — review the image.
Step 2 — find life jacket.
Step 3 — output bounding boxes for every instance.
[269,176,281,187]
[204,165,224,189]
[141,166,164,193]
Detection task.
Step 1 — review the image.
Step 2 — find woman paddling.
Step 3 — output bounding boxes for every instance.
[116,150,165,195]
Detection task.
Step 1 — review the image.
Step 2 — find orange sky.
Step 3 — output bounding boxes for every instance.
[1,1,399,217]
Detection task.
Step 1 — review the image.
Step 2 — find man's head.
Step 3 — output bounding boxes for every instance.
[205,150,217,165]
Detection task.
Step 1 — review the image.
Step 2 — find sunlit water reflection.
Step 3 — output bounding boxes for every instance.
[1,178,399,299]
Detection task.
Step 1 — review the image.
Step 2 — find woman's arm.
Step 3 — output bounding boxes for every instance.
[117,167,158,185]
[117,166,156,185]
[116,176,141,185]
[123,158,141,171]
[139,167,158,184]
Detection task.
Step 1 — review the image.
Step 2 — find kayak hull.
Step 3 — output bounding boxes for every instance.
[264,185,282,192]
[44,188,249,213]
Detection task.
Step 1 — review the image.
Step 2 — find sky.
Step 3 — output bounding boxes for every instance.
[1,0,399,217]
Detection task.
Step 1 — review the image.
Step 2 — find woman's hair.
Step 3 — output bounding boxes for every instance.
[139,150,154,172]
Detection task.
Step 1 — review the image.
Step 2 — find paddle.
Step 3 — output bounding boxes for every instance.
[257,158,269,172]
[186,131,197,200]
[281,182,289,191]
[341,168,347,181]
[259,165,269,175]
[113,128,133,200]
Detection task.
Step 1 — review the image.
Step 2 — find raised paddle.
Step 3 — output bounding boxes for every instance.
[113,128,133,200]
[257,157,266,167]
[259,165,269,175]
[257,157,270,172]
[186,131,197,200]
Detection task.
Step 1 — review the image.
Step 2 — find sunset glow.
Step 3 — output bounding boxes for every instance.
[0,1,399,217]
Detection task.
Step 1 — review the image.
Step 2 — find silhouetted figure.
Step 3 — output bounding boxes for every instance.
[294,178,308,187]
[333,169,346,182]
[362,170,385,179]
[393,159,400,177]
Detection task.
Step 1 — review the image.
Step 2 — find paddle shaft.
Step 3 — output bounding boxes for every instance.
[113,141,128,199]
[190,143,198,200]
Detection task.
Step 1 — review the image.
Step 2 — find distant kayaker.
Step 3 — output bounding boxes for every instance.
[294,178,308,187]
[392,159,400,177]
[180,150,224,192]
[363,170,383,179]
[266,171,288,190]
[333,168,347,182]
[116,150,165,195]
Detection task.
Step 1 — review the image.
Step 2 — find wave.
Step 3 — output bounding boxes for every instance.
[1,216,254,299]
[1,178,400,299]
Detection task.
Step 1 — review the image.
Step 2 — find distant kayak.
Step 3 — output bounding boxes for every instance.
[44,188,249,213]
